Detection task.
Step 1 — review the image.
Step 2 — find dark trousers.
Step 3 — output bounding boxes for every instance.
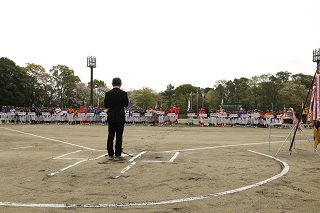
[107,122,125,157]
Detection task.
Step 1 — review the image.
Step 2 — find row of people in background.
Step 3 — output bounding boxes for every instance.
[188,107,308,128]
[1,105,306,128]
[0,105,181,126]
[0,105,105,125]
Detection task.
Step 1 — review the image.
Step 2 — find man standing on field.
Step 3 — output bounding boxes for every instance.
[104,77,129,160]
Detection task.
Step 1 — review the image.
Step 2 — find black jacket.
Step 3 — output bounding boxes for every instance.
[104,88,128,123]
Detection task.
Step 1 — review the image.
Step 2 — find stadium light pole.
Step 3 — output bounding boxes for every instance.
[314,48,320,70]
[196,88,199,115]
[87,56,96,108]
[190,92,192,112]
[202,91,205,108]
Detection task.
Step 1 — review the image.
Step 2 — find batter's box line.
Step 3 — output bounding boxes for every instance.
[114,152,180,179]
[141,152,180,163]
[48,150,105,177]
[128,151,180,163]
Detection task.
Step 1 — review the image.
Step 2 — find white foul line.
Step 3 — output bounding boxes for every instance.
[0,150,289,208]
[1,127,108,177]
[0,127,97,151]
[162,141,286,153]
[0,145,35,152]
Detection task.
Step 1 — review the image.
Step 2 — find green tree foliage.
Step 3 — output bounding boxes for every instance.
[291,73,313,89]
[0,57,314,114]
[205,89,220,111]
[23,63,47,106]
[0,57,32,107]
[133,87,157,109]
[49,65,81,107]
[214,80,226,103]
[91,79,106,88]
[160,84,175,108]
[174,84,198,113]
[279,82,308,109]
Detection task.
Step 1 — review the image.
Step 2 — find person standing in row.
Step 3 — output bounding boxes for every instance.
[104,77,129,160]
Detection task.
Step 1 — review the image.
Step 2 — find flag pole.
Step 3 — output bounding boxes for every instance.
[289,48,320,153]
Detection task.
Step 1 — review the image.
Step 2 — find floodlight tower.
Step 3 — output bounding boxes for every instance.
[87,56,96,108]
[313,48,320,70]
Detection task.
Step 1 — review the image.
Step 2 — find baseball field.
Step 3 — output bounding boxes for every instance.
[0,121,319,213]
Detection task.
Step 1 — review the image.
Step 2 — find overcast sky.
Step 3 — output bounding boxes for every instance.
[1,0,320,92]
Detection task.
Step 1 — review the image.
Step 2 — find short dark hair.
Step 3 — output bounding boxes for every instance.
[112,77,122,86]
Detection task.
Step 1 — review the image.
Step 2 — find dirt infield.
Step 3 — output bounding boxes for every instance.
[0,121,319,213]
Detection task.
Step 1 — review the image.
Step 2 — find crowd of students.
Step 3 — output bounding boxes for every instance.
[0,105,306,128]
[0,105,180,126]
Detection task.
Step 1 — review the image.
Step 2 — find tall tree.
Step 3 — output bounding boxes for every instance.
[37,72,55,107]
[49,65,81,107]
[0,57,32,107]
[134,87,157,109]
[214,80,226,106]
[291,73,313,89]
[23,63,47,106]
[72,82,90,107]
[160,84,175,108]
[174,84,197,114]
[278,82,308,110]
[205,89,220,111]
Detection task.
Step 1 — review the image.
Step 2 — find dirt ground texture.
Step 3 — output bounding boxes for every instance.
[0,120,319,213]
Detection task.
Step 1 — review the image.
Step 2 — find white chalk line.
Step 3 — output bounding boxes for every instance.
[49,151,106,177]
[169,152,180,162]
[0,127,109,177]
[162,141,286,153]
[114,162,137,179]
[53,150,83,160]
[115,152,145,178]
[0,145,35,152]
[0,126,290,208]
[48,159,88,177]
[121,152,178,176]
[0,127,97,151]
[129,151,146,162]
[140,151,180,163]
[0,150,289,208]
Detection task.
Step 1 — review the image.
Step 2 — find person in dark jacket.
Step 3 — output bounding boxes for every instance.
[104,77,129,160]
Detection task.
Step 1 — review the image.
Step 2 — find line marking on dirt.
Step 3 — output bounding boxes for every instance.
[0,150,289,208]
[162,141,286,153]
[90,154,106,160]
[0,145,35,152]
[53,150,83,160]
[0,127,97,151]
[140,151,180,163]
[129,151,146,162]
[1,127,109,177]
[47,159,88,177]
[114,162,137,179]
[169,152,180,162]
